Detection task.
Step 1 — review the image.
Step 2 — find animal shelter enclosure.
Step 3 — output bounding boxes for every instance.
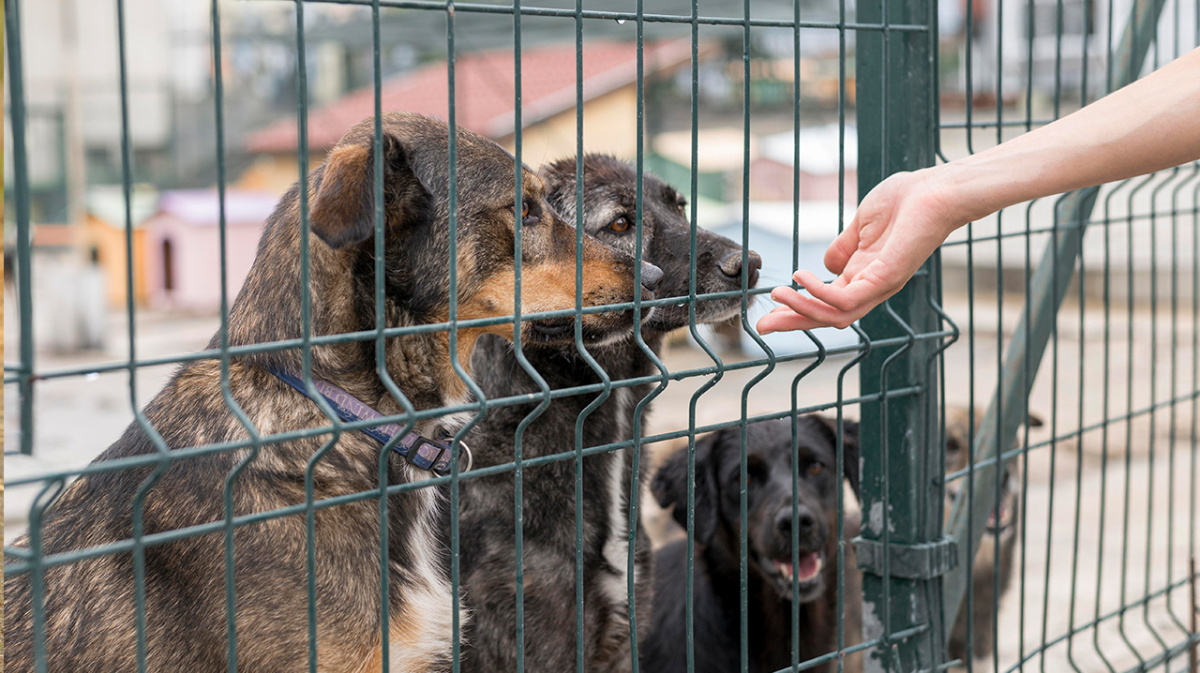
[4,0,1199,672]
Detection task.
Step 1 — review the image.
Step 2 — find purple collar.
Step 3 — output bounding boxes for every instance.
[267,366,469,475]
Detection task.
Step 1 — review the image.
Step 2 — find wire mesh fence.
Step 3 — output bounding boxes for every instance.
[3,1,1199,672]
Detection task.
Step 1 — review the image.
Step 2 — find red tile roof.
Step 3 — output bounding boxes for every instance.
[246,39,695,154]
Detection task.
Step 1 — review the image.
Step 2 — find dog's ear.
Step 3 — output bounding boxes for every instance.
[651,432,721,545]
[812,414,861,500]
[839,419,861,499]
[309,133,411,249]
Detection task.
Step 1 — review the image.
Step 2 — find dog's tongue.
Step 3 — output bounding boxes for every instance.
[987,500,1007,528]
[777,552,823,583]
[794,552,821,581]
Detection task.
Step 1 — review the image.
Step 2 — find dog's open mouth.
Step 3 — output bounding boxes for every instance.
[985,498,1015,535]
[770,550,825,599]
[775,551,824,584]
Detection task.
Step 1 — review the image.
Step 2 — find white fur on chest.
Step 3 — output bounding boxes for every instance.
[599,386,635,612]
[377,470,465,673]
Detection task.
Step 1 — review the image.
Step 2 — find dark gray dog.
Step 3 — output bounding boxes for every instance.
[456,155,761,673]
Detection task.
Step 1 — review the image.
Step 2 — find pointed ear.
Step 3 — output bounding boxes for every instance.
[652,431,722,545]
[309,132,410,248]
[812,414,861,500]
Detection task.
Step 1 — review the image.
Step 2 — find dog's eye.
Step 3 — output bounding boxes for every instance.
[610,216,631,233]
[747,456,768,482]
[806,461,824,476]
[513,200,539,227]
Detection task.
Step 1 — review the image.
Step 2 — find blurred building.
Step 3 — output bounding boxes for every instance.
[241,39,703,194]
[82,186,159,308]
[142,190,278,312]
[649,123,858,205]
[940,0,1198,102]
[4,0,210,226]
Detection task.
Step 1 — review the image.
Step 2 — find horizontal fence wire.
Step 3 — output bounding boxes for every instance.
[4,1,1198,673]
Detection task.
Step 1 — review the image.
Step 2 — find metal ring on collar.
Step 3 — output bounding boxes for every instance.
[457,441,473,473]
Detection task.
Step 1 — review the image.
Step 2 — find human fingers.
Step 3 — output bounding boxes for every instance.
[766,285,863,330]
[756,310,826,334]
[798,267,894,315]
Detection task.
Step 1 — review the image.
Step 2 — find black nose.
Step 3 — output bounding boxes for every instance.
[718,249,763,288]
[640,263,664,292]
[775,505,816,536]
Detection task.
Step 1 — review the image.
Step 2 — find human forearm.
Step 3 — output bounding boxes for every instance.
[757,46,1200,335]
[927,46,1200,227]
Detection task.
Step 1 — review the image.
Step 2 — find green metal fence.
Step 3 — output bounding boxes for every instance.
[4,1,1199,672]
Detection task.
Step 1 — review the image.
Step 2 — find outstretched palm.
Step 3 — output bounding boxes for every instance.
[756,170,960,334]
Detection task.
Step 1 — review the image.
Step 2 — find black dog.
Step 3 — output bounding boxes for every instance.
[457,155,761,673]
[643,416,861,673]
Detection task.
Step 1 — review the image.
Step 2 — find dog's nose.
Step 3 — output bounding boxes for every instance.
[775,505,816,536]
[640,262,664,292]
[718,249,762,287]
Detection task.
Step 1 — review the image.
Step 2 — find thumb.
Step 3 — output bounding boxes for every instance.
[824,221,861,275]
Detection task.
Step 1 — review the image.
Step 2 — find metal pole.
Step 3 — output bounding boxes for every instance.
[855,0,945,666]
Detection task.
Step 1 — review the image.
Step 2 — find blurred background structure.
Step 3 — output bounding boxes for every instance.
[8,0,1190,348]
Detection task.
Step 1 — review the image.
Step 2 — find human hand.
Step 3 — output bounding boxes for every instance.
[756,169,965,334]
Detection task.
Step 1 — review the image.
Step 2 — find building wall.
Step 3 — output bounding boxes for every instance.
[747,158,857,204]
[235,152,327,197]
[16,0,177,151]
[501,86,640,163]
[144,216,265,312]
[83,215,149,308]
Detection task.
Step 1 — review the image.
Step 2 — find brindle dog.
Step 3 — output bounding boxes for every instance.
[3,114,651,673]
[456,155,761,673]
[943,406,1042,664]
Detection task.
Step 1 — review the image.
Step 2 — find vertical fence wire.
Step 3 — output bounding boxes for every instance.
[210,2,264,670]
[684,2,706,670]
[114,0,175,669]
[5,0,35,458]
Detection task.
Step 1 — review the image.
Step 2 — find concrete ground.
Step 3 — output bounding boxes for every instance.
[5,289,1198,672]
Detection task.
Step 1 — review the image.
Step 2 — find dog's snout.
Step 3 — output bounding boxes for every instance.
[640,263,664,292]
[775,505,816,536]
[718,249,763,287]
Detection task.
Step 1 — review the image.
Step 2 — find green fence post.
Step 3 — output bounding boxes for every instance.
[854,0,947,668]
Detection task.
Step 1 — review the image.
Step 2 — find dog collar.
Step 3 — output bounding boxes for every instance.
[266,366,470,475]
